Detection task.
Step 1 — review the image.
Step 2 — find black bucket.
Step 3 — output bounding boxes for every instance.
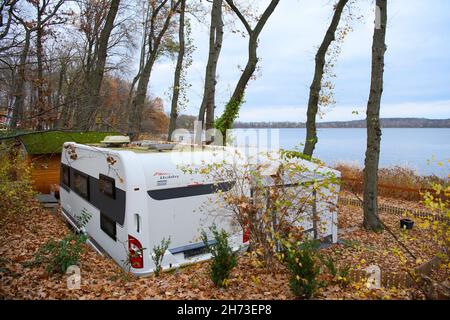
[400,218,414,230]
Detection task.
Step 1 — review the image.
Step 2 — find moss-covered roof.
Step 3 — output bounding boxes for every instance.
[18,131,119,155]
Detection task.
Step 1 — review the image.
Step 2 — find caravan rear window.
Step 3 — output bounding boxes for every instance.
[73,171,89,200]
[99,174,115,199]
[61,164,70,189]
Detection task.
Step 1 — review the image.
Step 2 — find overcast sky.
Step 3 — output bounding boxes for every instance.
[145,0,450,122]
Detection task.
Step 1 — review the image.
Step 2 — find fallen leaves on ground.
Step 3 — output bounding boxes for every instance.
[0,193,447,300]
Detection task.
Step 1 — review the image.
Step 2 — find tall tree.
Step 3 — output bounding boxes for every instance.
[303,0,349,157]
[168,0,186,141]
[197,0,223,133]
[0,0,18,42]
[363,0,387,231]
[9,0,66,129]
[9,27,31,129]
[32,0,66,130]
[53,46,76,129]
[74,0,120,130]
[126,0,152,118]
[128,0,181,138]
[214,0,280,139]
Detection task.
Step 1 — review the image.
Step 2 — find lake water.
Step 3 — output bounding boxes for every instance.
[230,128,450,177]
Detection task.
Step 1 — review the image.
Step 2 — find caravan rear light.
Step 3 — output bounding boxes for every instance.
[243,225,250,243]
[128,235,144,269]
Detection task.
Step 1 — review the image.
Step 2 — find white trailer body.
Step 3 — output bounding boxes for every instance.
[59,142,340,276]
[60,143,245,276]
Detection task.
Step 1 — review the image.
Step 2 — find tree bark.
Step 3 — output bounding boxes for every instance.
[168,0,186,141]
[75,0,120,130]
[197,0,223,133]
[0,0,18,42]
[363,0,387,231]
[35,8,45,130]
[303,0,348,157]
[125,0,151,116]
[215,0,280,138]
[128,0,181,137]
[55,57,68,129]
[10,29,31,129]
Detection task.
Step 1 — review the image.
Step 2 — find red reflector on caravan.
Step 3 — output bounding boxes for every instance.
[128,235,144,269]
[243,225,250,243]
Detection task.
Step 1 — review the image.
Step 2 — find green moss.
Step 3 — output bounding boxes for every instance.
[19,131,119,155]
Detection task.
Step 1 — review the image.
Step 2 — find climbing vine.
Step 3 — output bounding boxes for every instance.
[214,97,245,137]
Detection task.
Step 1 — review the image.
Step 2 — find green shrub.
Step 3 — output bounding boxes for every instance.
[0,149,36,222]
[202,226,238,288]
[420,163,449,273]
[283,240,321,299]
[152,237,171,276]
[33,233,87,274]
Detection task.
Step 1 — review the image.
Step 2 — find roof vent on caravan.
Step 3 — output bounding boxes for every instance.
[131,140,177,152]
[147,143,176,152]
[100,135,130,147]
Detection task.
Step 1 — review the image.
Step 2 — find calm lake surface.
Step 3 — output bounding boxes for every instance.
[231,128,450,177]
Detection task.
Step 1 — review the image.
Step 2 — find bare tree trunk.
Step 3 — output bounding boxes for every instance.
[197,0,223,134]
[10,29,31,129]
[363,0,387,231]
[303,0,348,157]
[128,48,158,137]
[215,0,280,139]
[75,0,120,130]
[35,13,45,130]
[126,0,151,115]
[128,0,181,138]
[168,0,186,141]
[55,57,68,129]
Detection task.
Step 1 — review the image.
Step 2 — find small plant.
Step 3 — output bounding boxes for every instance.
[76,209,92,229]
[152,237,171,276]
[32,233,87,274]
[321,255,351,286]
[202,225,238,288]
[322,255,338,276]
[27,210,91,274]
[340,239,361,249]
[282,239,321,299]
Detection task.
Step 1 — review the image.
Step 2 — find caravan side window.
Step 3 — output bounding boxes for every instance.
[61,164,70,190]
[73,171,89,200]
[100,213,116,241]
[99,174,115,199]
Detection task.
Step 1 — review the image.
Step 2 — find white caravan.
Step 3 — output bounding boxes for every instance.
[59,141,340,276]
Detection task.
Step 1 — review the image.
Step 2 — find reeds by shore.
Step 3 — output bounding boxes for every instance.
[335,163,447,201]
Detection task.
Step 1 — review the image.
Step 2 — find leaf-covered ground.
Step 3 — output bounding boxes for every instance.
[0,194,447,300]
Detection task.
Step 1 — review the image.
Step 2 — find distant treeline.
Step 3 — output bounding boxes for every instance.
[233,118,450,129]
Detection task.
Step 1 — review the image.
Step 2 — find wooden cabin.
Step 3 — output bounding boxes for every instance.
[13,131,116,194]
